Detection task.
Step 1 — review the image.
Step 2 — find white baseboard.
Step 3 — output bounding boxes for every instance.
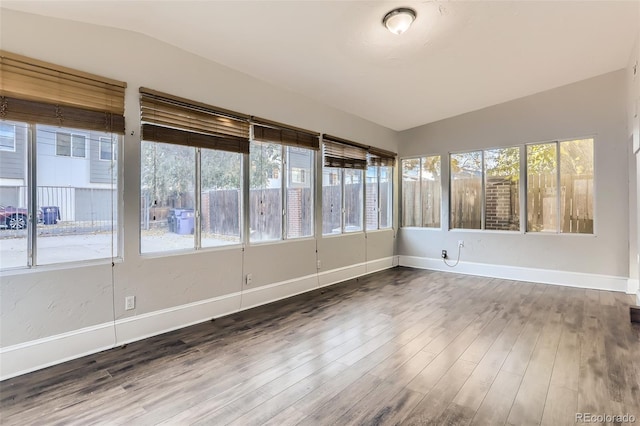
[399,255,629,293]
[0,257,396,381]
[637,290,640,306]
[628,279,639,296]
[240,274,319,310]
[318,262,367,288]
[114,292,243,346]
[0,323,115,381]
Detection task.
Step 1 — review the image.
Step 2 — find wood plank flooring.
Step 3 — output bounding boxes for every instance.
[1,267,639,425]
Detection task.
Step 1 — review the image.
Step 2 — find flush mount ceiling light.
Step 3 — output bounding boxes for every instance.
[383,7,417,35]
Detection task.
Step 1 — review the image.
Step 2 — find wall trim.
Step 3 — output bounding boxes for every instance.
[0,257,397,381]
[114,292,243,346]
[399,255,629,293]
[0,322,115,381]
[628,278,639,296]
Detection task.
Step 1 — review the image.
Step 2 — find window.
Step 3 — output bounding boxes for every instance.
[250,141,283,242]
[0,52,124,270]
[485,147,519,231]
[366,165,394,230]
[322,167,342,234]
[401,156,441,228]
[322,136,367,235]
[286,147,313,239]
[139,88,250,254]
[450,151,482,229]
[450,149,520,231]
[99,137,115,161]
[527,138,593,233]
[249,121,318,242]
[0,122,119,269]
[56,132,86,158]
[344,168,364,232]
[140,142,197,253]
[0,123,16,151]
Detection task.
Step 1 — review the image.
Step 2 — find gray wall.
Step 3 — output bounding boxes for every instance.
[398,70,631,278]
[0,9,398,349]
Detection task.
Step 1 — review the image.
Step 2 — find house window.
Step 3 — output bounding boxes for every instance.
[56,132,86,158]
[140,142,243,253]
[401,156,441,228]
[366,165,394,230]
[0,122,119,270]
[322,167,342,234]
[0,123,16,151]
[527,138,593,234]
[485,147,520,231]
[321,168,364,234]
[286,147,313,239]
[250,141,283,242]
[99,137,115,161]
[249,142,314,242]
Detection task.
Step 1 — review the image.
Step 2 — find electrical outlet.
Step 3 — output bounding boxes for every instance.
[125,296,135,310]
[246,273,253,286]
[458,240,464,248]
[441,250,447,259]
[317,259,321,269]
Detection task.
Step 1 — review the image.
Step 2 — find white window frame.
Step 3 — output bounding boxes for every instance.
[56,131,86,158]
[0,123,16,152]
[99,136,115,161]
[400,155,441,229]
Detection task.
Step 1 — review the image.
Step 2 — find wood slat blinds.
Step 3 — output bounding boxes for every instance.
[252,117,319,150]
[0,50,126,133]
[368,146,396,167]
[323,135,368,169]
[140,88,250,153]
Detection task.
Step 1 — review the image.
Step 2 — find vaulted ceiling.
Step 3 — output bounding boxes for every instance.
[2,1,638,131]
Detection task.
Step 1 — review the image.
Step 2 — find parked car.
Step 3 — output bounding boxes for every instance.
[0,205,43,230]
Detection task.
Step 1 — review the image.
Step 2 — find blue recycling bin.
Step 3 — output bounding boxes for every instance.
[175,209,194,235]
[42,206,60,225]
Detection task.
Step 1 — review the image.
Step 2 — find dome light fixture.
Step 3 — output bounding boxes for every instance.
[382,7,417,35]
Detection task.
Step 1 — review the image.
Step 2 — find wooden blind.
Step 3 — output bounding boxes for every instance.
[368,146,396,167]
[252,117,319,150]
[0,50,126,133]
[323,135,368,169]
[140,88,250,153]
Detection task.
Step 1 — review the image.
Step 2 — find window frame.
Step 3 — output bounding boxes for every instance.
[249,141,315,244]
[365,165,394,231]
[0,121,122,271]
[55,131,87,158]
[0,123,16,152]
[99,136,116,161]
[524,137,595,235]
[400,155,441,229]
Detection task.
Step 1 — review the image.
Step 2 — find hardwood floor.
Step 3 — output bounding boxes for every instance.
[1,267,639,425]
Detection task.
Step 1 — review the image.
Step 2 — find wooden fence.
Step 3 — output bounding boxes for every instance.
[403,174,592,233]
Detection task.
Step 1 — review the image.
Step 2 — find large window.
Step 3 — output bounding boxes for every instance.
[141,142,243,253]
[0,122,119,269]
[344,169,364,232]
[249,121,318,242]
[249,143,315,242]
[139,88,250,254]
[0,52,125,270]
[402,156,441,228]
[527,138,593,233]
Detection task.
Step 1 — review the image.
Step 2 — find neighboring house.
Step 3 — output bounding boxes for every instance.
[0,121,116,222]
